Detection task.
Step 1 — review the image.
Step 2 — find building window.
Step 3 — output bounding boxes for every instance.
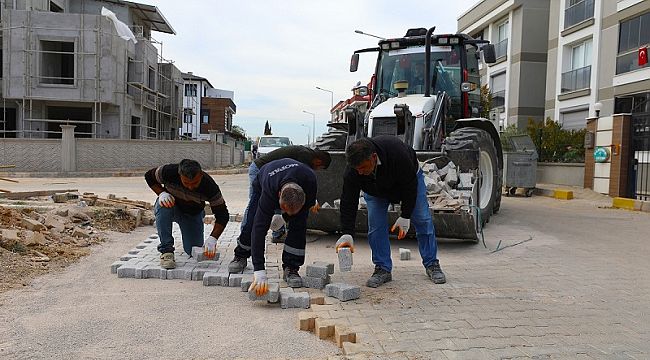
[49,1,63,12]
[490,72,506,109]
[201,109,210,124]
[560,109,588,130]
[183,108,192,123]
[564,0,594,29]
[148,66,155,90]
[184,84,197,97]
[616,12,650,74]
[561,39,592,93]
[40,40,74,85]
[494,20,508,59]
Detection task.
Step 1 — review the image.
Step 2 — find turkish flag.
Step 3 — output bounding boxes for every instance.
[640,47,648,66]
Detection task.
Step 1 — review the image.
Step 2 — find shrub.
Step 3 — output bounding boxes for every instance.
[526,118,586,163]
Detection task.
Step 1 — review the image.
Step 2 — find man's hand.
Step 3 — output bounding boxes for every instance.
[391,217,411,239]
[248,270,268,296]
[203,236,217,259]
[158,191,175,208]
[335,234,354,253]
[269,214,286,231]
[310,200,320,214]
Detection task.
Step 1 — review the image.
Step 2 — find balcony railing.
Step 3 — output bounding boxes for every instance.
[561,65,591,93]
[494,39,508,59]
[491,90,505,108]
[564,0,594,29]
[616,49,649,74]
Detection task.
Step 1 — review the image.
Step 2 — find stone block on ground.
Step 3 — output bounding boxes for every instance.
[338,248,353,272]
[281,291,311,309]
[248,282,280,303]
[191,267,209,281]
[167,266,194,280]
[325,283,361,302]
[303,275,330,289]
[21,218,46,232]
[306,263,333,278]
[297,311,317,331]
[334,326,357,348]
[311,261,335,275]
[117,263,142,278]
[240,275,254,292]
[148,234,159,239]
[72,227,91,238]
[310,296,326,305]
[399,248,411,261]
[143,265,167,279]
[315,318,335,340]
[229,273,244,287]
[120,254,140,261]
[110,261,126,274]
[24,231,46,246]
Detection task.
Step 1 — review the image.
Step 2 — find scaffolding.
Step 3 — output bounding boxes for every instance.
[0,7,182,140]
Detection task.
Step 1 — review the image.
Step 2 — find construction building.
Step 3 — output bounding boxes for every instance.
[0,0,183,140]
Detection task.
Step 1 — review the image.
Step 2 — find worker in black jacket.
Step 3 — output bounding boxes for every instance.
[335,136,446,287]
[239,145,330,244]
[231,159,318,294]
[145,159,229,269]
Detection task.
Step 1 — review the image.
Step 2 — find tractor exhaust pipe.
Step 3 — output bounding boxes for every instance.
[424,26,436,98]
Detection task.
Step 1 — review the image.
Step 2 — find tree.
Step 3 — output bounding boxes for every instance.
[480,84,492,119]
[231,124,246,138]
[264,121,273,135]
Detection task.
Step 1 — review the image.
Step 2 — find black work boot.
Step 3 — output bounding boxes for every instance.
[426,262,446,284]
[283,267,303,288]
[366,266,392,288]
[228,256,247,273]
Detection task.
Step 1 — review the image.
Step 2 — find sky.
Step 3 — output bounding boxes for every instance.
[139,0,479,145]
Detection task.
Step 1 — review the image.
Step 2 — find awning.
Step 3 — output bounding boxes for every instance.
[124,1,176,35]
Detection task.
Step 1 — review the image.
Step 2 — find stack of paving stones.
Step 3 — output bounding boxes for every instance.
[303,261,334,290]
[111,222,314,309]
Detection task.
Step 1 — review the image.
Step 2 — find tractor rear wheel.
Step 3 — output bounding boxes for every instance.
[311,128,347,150]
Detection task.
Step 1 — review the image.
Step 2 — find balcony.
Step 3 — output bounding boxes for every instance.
[494,39,508,59]
[564,0,594,29]
[561,65,591,93]
[491,90,505,108]
[616,50,649,74]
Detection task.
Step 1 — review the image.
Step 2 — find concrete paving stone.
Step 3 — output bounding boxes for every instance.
[142,239,154,243]
[248,283,280,303]
[142,265,167,280]
[191,267,209,281]
[202,271,224,286]
[240,275,254,292]
[337,248,353,272]
[127,249,141,255]
[312,261,335,275]
[166,266,194,280]
[120,254,139,261]
[148,234,158,239]
[134,263,150,279]
[117,264,139,278]
[110,261,126,274]
[442,348,492,359]
[228,273,244,287]
[325,283,361,302]
[398,248,411,261]
[306,263,331,279]
[303,275,330,289]
[280,291,310,309]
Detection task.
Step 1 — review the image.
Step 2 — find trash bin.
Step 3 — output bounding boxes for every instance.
[503,134,538,197]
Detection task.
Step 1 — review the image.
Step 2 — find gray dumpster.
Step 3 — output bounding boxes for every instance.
[503,134,538,197]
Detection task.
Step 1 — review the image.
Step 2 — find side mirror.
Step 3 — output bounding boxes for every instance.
[461,82,477,93]
[345,108,358,136]
[482,44,496,64]
[350,53,359,72]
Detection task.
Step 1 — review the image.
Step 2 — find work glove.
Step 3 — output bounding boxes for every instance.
[391,217,411,240]
[248,270,268,296]
[158,191,175,208]
[269,214,286,231]
[203,236,217,259]
[310,200,320,214]
[335,234,354,253]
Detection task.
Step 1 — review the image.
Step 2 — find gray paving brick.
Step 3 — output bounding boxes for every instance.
[148,234,158,239]
[281,291,310,309]
[306,263,333,278]
[324,283,361,302]
[303,275,330,289]
[166,266,193,280]
[110,261,126,274]
[228,273,244,287]
[127,249,141,255]
[142,265,168,279]
[399,248,411,260]
[240,275,254,292]
[117,264,139,278]
[134,263,149,279]
[119,254,139,261]
[248,282,280,303]
[191,267,209,281]
[312,261,335,274]
[338,248,352,272]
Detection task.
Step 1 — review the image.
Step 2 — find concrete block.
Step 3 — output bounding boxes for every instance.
[191,267,209,281]
[202,271,223,286]
[335,326,357,348]
[554,189,574,200]
[303,275,330,289]
[167,266,194,280]
[248,282,280,303]
[297,311,317,331]
[110,261,126,274]
[312,261,334,275]
[338,248,353,272]
[148,234,159,239]
[310,296,326,305]
[612,197,636,210]
[229,273,244,287]
[117,264,139,278]
[399,248,411,261]
[281,291,311,309]
[306,263,330,278]
[128,249,141,255]
[315,318,335,340]
[240,275,254,292]
[641,200,650,213]
[143,239,154,244]
[325,283,361,302]
[143,265,167,279]
[135,243,148,249]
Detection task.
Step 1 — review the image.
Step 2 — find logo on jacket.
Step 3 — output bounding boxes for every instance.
[268,163,298,177]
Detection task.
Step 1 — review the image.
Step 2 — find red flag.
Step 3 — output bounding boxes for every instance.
[640,47,648,66]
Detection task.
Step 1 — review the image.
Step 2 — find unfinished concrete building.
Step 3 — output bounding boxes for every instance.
[0,0,183,139]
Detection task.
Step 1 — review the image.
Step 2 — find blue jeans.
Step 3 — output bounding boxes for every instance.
[240,162,285,238]
[364,170,438,272]
[155,199,205,256]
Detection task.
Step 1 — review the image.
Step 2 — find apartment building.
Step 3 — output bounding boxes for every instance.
[545,0,650,128]
[181,72,212,140]
[0,0,183,140]
[200,89,236,138]
[458,0,551,130]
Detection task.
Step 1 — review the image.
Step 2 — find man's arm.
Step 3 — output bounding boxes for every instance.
[340,169,361,235]
[144,167,165,195]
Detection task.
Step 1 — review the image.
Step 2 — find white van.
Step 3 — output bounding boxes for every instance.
[256,136,292,157]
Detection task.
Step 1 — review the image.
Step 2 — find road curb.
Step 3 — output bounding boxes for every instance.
[0,167,249,178]
[612,197,650,212]
[534,187,574,200]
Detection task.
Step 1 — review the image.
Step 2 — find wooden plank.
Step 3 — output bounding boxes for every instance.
[0,189,78,200]
[95,197,149,209]
[0,177,19,183]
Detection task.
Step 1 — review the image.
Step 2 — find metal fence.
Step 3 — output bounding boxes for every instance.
[561,65,591,93]
[564,0,594,29]
[631,113,650,200]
